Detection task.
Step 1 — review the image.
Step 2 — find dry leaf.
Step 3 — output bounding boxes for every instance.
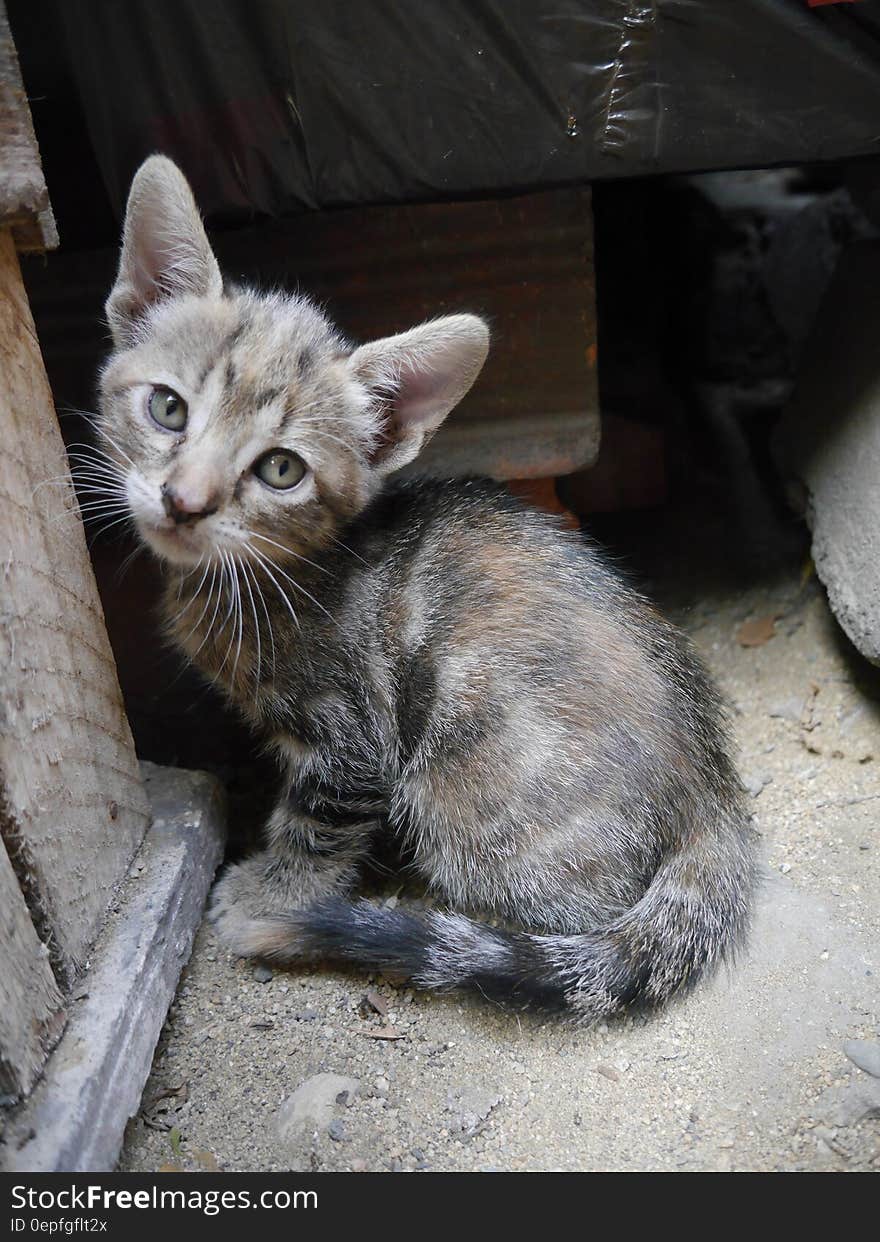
[352,1026,405,1040]
[146,1082,189,1108]
[363,989,389,1017]
[142,1080,189,1130]
[736,614,778,648]
[801,681,821,732]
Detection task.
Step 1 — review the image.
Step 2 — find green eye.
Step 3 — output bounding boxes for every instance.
[253,450,307,491]
[148,387,187,431]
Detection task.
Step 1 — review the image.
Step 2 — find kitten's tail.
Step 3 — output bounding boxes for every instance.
[242,823,755,1021]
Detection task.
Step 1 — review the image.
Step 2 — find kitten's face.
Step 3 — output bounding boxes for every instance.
[99,289,373,569]
[97,156,489,576]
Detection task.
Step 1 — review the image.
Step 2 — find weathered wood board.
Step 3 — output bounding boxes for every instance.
[0,835,65,1099]
[220,187,600,479]
[0,226,150,990]
[22,188,599,481]
[2,763,226,1170]
[0,3,57,251]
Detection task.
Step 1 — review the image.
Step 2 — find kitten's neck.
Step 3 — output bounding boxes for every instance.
[161,551,343,714]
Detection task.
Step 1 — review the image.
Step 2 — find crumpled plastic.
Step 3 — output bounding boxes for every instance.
[27,0,880,221]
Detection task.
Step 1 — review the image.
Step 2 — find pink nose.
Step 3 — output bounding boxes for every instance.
[161,483,218,526]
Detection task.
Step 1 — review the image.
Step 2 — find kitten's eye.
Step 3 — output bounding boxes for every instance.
[253,450,307,491]
[148,387,187,432]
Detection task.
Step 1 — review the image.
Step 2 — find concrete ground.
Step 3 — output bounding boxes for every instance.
[120,494,880,1173]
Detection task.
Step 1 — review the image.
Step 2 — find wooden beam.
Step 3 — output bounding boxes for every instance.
[2,764,226,1170]
[0,836,65,1100]
[0,3,57,252]
[218,188,600,479]
[0,226,149,989]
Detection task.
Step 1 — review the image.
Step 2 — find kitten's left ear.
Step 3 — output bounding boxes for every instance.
[106,155,223,347]
[347,314,490,475]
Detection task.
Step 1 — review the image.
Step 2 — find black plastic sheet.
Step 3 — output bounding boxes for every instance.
[13,0,880,224]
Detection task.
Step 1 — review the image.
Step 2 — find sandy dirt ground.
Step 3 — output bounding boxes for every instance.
[120,496,880,1173]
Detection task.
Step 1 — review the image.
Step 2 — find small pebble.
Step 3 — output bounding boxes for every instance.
[743,771,772,799]
[769,697,803,723]
[253,964,273,984]
[843,1039,880,1079]
[327,1119,346,1142]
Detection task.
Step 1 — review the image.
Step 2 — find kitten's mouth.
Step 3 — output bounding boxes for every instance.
[140,518,206,567]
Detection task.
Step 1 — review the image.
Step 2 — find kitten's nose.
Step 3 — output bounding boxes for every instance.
[161,482,218,526]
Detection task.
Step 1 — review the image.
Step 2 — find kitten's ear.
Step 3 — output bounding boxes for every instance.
[106,155,222,347]
[347,315,490,475]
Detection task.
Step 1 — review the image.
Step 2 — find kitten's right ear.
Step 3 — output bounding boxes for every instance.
[106,155,222,347]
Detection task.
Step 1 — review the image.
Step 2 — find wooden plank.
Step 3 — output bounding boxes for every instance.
[0,836,65,1100]
[0,226,149,988]
[2,764,226,1171]
[22,188,599,479]
[218,188,600,478]
[0,3,57,251]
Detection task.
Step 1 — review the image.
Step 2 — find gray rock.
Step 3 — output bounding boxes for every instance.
[844,1039,880,1079]
[743,770,773,799]
[775,243,880,665]
[276,1072,361,1156]
[445,1085,502,1139]
[253,964,273,984]
[769,697,804,723]
[327,1119,346,1142]
[814,1077,880,1127]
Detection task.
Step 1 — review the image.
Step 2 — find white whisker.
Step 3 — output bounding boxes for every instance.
[216,550,239,676]
[192,557,227,660]
[239,555,263,699]
[49,501,130,528]
[87,513,135,545]
[65,440,135,471]
[230,554,245,684]
[179,560,217,647]
[167,557,208,626]
[249,544,335,624]
[248,547,301,635]
[244,555,276,679]
[249,530,330,576]
[115,542,146,582]
[328,534,370,566]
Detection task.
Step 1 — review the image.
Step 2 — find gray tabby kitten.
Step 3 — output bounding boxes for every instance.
[96,156,754,1021]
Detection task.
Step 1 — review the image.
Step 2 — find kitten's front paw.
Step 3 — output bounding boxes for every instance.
[208,856,302,960]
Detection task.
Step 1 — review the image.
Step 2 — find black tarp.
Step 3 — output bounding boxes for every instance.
[11,0,880,230]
